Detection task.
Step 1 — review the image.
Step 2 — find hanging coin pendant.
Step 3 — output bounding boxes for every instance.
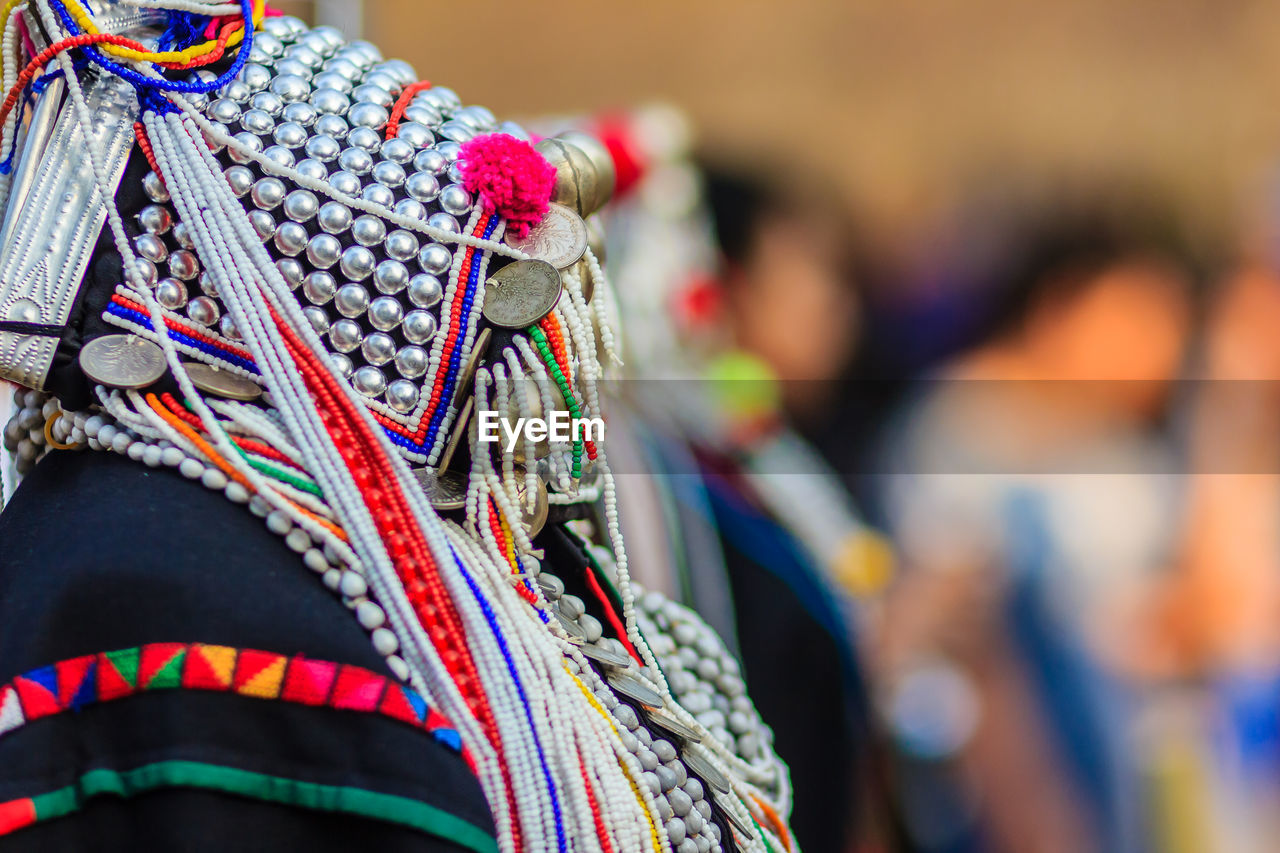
[451,327,491,410]
[503,203,588,270]
[556,612,587,640]
[579,642,633,669]
[514,464,549,537]
[79,334,167,389]
[681,749,732,793]
[715,794,755,836]
[607,670,664,709]
[414,467,468,511]
[437,395,473,473]
[184,362,263,401]
[481,259,562,328]
[647,709,703,743]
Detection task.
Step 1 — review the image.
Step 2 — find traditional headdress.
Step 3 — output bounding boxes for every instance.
[0,3,793,851]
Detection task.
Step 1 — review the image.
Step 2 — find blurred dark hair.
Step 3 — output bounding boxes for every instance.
[973,191,1203,343]
[698,161,869,283]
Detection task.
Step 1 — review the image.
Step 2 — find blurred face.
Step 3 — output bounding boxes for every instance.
[1032,257,1191,417]
[722,212,861,413]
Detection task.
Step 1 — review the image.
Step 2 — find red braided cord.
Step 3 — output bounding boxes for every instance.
[385,79,433,139]
[0,33,150,127]
[583,565,642,665]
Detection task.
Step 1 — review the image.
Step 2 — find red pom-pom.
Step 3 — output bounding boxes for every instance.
[458,133,557,239]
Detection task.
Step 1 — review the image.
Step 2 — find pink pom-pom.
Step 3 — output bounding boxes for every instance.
[458,133,557,239]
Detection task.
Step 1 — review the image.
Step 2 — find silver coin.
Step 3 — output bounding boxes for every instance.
[715,793,754,837]
[436,395,472,472]
[556,612,587,641]
[184,362,263,401]
[578,642,633,669]
[451,327,491,409]
[482,260,562,329]
[607,671,664,709]
[680,749,732,794]
[647,710,703,744]
[79,334,167,389]
[515,470,548,537]
[414,467,468,511]
[537,573,565,599]
[503,203,588,270]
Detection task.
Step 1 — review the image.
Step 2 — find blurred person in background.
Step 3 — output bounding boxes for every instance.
[597,113,898,852]
[874,194,1198,853]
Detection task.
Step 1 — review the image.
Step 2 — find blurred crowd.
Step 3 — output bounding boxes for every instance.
[585,106,1280,853]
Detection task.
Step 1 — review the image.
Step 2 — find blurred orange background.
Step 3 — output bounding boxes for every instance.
[276,0,1280,246]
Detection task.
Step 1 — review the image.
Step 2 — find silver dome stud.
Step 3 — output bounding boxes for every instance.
[274,221,309,256]
[187,296,220,327]
[418,243,452,275]
[334,282,370,317]
[303,271,337,304]
[368,295,404,330]
[361,332,396,365]
[317,201,353,234]
[168,250,200,281]
[329,318,362,352]
[402,310,438,344]
[386,379,419,413]
[395,345,428,379]
[351,214,387,247]
[352,365,387,397]
[386,230,420,261]
[340,246,376,281]
[156,278,188,310]
[306,233,343,268]
[283,189,320,222]
[408,274,444,308]
[371,259,410,295]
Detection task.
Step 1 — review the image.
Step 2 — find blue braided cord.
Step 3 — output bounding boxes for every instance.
[158,11,207,52]
[450,546,568,853]
[31,68,65,94]
[47,0,254,97]
[425,215,498,449]
[106,301,261,374]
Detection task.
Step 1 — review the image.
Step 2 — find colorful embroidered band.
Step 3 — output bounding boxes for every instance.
[0,643,462,752]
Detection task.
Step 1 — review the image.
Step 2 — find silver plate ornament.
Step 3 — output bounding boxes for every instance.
[451,326,491,410]
[481,260,562,329]
[437,395,473,472]
[646,709,703,743]
[578,642,633,669]
[556,611,587,640]
[414,467,468,511]
[78,334,167,389]
[502,203,588,270]
[606,670,664,709]
[680,748,732,794]
[715,793,755,837]
[184,362,263,401]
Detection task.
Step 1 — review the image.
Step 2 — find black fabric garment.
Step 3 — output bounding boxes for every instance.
[700,468,866,853]
[0,450,494,851]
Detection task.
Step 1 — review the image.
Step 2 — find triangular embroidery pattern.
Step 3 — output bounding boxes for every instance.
[233,650,287,699]
[98,648,140,700]
[0,686,24,735]
[138,643,186,690]
[13,666,58,720]
[55,655,96,710]
[330,666,388,712]
[281,658,338,706]
[0,644,463,756]
[182,644,237,691]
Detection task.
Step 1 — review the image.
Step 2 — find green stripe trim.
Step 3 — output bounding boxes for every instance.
[26,760,497,853]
